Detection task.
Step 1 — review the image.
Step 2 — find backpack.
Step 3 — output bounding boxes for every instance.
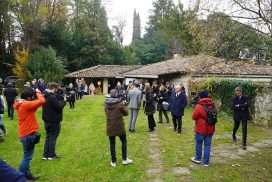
[202,104,217,125]
[0,97,4,114]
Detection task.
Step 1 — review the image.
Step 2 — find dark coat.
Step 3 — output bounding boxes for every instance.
[105,97,128,136]
[0,160,26,182]
[157,90,168,111]
[232,96,250,121]
[42,91,66,123]
[3,88,18,103]
[144,91,156,115]
[169,91,187,116]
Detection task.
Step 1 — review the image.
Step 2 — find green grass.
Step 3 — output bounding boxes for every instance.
[0,96,272,182]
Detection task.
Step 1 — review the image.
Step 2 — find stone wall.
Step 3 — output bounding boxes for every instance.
[254,86,272,128]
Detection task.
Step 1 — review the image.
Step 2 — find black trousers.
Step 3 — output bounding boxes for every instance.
[159,110,169,123]
[69,100,75,109]
[109,135,127,163]
[43,123,61,158]
[7,101,14,119]
[233,118,248,146]
[147,115,156,130]
[172,114,182,132]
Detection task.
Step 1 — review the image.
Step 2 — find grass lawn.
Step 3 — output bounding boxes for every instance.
[1,96,272,182]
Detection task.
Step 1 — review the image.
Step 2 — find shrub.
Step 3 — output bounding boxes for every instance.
[189,78,258,114]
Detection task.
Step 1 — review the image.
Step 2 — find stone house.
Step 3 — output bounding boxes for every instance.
[65,65,141,94]
[124,54,272,127]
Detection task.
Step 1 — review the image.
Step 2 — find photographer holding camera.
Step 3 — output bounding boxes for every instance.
[42,82,66,160]
[14,87,45,180]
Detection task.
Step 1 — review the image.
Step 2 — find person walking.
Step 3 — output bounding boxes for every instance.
[0,88,6,135]
[169,84,187,133]
[157,85,169,123]
[3,82,18,120]
[66,83,76,109]
[42,83,66,160]
[232,87,249,150]
[14,88,45,180]
[127,81,142,132]
[144,83,156,132]
[105,89,133,167]
[191,90,216,167]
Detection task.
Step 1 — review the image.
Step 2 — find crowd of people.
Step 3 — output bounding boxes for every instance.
[0,77,250,180]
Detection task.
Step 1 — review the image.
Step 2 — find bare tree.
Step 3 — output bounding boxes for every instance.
[231,0,272,35]
[112,17,126,46]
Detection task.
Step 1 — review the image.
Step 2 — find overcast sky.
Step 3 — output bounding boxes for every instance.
[104,0,233,45]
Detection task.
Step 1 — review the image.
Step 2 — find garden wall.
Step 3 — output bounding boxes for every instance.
[254,86,272,128]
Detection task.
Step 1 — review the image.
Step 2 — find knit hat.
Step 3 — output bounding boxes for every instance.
[198,90,209,98]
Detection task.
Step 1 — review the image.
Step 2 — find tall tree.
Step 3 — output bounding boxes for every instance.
[132,10,141,41]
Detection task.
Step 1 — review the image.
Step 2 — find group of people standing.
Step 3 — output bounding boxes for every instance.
[105,80,250,168]
[0,81,66,181]
[0,78,251,180]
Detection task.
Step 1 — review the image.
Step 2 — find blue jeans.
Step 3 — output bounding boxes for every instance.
[194,133,213,165]
[19,134,36,176]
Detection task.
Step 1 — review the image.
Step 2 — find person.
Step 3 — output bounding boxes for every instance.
[127,81,142,132]
[89,82,96,95]
[144,83,156,132]
[0,134,27,182]
[157,85,169,123]
[13,87,45,180]
[66,83,76,109]
[0,88,6,135]
[105,89,133,167]
[37,79,46,93]
[232,87,249,150]
[169,84,187,133]
[3,82,18,120]
[115,81,125,100]
[42,83,66,160]
[191,90,215,167]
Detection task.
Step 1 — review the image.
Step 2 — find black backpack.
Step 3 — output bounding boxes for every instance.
[202,104,217,125]
[0,97,4,114]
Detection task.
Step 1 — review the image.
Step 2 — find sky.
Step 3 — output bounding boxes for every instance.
[104,0,233,45]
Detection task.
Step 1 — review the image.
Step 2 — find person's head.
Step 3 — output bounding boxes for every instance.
[134,80,140,88]
[198,90,209,99]
[235,87,242,97]
[117,81,122,87]
[145,82,151,92]
[110,89,118,98]
[175,84,182,93]
[69,83,73,89]
[159,84,166,91]
[48,82,59,93]
[21,87,35,100]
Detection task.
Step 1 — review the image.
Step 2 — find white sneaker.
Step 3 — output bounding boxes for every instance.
[47,157,54,160]
[203,164,209,167]
[122,158,133,165]
[41,157,48,160]
[191,157,201,164]
[110,162,116,167]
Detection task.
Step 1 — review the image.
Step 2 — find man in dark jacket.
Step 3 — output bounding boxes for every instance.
[232,87,249,150]
[3,82,18,120]
[42,82,66,160]
[105,89,133,167]
[169,84,187,133]
[191,90,215,166]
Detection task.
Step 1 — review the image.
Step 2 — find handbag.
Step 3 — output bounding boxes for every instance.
[162,101,169,111]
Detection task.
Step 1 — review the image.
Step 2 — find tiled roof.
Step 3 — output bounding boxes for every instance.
[65,65,142,78]
[124,55,272,78]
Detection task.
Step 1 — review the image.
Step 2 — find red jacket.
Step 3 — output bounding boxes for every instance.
[14,91,45,137]
[192,97,215,135]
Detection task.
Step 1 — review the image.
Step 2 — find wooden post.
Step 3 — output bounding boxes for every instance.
[103,78,108,95]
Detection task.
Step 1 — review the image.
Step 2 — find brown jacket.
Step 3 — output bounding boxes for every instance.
[105,97,128,136]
